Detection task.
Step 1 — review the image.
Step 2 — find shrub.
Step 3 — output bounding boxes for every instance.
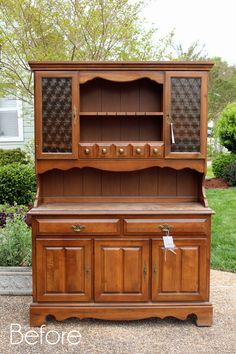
[217,102,236,153]
[212,153,236,178]
[22,139,35,165]
[0,214,32,266]
[223,163,236,186]
[0,148,28,166]
[0,163,36,205]
[0,204,29,227]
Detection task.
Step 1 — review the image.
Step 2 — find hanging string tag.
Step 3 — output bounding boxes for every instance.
[162,229,176,256]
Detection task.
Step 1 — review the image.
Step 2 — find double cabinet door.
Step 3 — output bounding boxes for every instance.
[36,238,207,302]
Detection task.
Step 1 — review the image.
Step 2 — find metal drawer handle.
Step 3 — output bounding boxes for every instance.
[72,224,86,232]
[159,224,173,233]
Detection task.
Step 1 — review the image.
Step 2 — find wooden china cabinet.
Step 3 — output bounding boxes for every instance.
[28,61,214,327]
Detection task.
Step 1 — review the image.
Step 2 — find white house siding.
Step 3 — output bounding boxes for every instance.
[0,102,34,150]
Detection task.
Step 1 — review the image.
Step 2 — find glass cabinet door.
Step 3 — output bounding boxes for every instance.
[35,72,79,158]
[165,72,207,158]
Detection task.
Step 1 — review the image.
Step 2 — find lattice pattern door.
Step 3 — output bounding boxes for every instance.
[170,77,201,152]
[42,77,73,153]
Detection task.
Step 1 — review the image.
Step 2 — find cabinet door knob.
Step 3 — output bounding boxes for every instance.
[101,148,107,154]
[154,262,157,274]
[119,148,124,154]
[85,265,90,275]
[84,148,90,155]
[143,262,147,279]
[153,148,158,154]
[136,148,141,154]
[72,224,86,232]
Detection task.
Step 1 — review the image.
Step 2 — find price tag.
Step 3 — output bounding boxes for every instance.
[163,236,176,255]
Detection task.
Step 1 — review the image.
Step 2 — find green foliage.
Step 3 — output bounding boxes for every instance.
[206,164,214,178]
[0,0,174,102]
[22,139,35,165]
[208,58,236,122]
[0,203,29,227]
[0,163,36,205]
[0,214,31,266]
[206,188,236,272]
[171,41,207,61]
[217,102,236,153]
[0,148,28,166]
[212,153,236,178]
[223,163,236,186]
[207,143,219,161]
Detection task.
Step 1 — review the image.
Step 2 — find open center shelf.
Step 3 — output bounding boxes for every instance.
[79,78,163,142]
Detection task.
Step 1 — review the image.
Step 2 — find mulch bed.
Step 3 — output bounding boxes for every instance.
[204,178,228,189]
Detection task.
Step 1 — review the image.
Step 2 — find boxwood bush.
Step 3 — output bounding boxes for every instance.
[217,102,236,153]
[0,163,36,205]
[223,163,236,186]
[212,153,236,178]
[0,148,28,166]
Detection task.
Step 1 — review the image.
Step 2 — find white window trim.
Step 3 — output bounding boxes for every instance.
[0,99,24,142]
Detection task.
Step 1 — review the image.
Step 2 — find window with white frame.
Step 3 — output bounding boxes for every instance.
[0,97,23,141]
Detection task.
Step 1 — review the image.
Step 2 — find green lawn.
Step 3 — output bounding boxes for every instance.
[206,187,236,272]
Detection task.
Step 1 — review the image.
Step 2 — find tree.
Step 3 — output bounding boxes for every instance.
[171,41,207,61]
[217,102,236,153]
[208,57,236,122]
[0,0,174,103]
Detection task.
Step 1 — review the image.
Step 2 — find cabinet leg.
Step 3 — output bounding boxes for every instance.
[30,309,47,327]
[196,309,213,327]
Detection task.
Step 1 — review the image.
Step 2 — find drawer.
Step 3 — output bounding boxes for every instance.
[124,218,208,235]
[149,143,164,158]
[79,143,95,158]
[114,144,130,158]
[132,144,146,158]
[37,219,120,235]
[97,144,113,158]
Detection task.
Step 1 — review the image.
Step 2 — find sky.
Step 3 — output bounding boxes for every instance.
[142,0,236,65]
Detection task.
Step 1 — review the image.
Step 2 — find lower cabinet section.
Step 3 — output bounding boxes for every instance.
[35,237,208,303]
[152,239,208,301]
[36,239,92,302]
[95,240,149,302]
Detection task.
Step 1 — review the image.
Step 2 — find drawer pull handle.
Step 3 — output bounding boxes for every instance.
[72,224,86,232]
[153,148,158,154]
[136,148,141,154]
[119,148,124,154]
[101,148,107,154]
[159,224,173,233]
[84,148,90,155]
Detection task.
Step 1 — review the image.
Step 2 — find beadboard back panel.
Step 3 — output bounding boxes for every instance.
[40,167,199,200]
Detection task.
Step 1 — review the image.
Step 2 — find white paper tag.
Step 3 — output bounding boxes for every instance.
[163,236,175,250]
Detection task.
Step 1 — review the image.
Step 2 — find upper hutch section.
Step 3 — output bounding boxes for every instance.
[30,61,214,173]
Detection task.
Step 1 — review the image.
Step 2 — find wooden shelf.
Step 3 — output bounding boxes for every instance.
[79,112,163,116]
[29,202,213,215]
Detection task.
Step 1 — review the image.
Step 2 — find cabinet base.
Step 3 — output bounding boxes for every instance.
[30,303,213,327]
